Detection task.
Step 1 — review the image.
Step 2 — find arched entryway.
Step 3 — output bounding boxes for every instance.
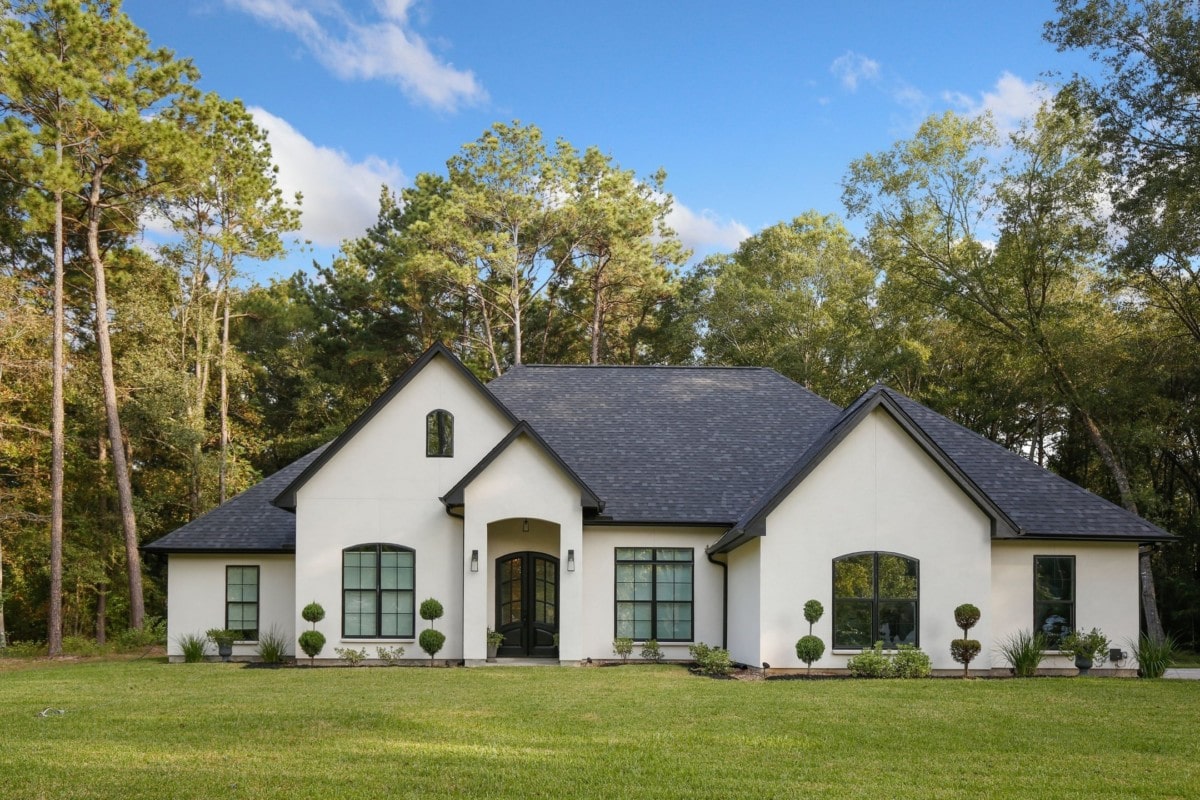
[495,551,558,658]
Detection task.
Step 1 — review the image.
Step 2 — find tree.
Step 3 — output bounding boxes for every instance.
[702,212,877,404]
[1046,0,1200,343]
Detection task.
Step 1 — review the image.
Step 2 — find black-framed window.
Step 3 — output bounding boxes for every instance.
[426,409,453,457]
[1034,555,1074,648]
[615,547,693,641]
[343,544,415,638]
[226,566,259,641]
[832,552,919,649]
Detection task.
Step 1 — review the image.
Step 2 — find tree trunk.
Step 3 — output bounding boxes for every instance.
[87,176,145,630]
[219,286,231,503]
[0,534,6,649]
[48,172,65,656]
[95,582,107,645]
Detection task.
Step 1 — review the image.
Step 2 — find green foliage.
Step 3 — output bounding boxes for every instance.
[0,640,46,658]
[301,603,325,625]
[334,647,368,666]
[62,636,112,657]
[297,630,325,664]
[255,627,288,664]
[205,629,237,648]
[846,643,895,678]
[612,637,633,663]
[891,644,932,678]
[950,640,982,675]
[795,635,825,673]
[115,616,168,651]
[1131,633,1176,678]
[954,604,981,634]
[375,646,406,666]
[687,642,733,677]
[639,640,663,663]
[419,598,444,623]
[1059,627,1111,664]
[486,629,506,649]
[803,599,824,629]
[177,633,208,663]
[419,629,446,664]
[998,629,1048,677]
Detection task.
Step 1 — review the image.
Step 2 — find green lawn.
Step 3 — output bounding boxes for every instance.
[1,658,1197,799]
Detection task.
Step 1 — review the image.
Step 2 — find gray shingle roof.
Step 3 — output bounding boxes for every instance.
[143,444,329,553]
[487,365,840,524]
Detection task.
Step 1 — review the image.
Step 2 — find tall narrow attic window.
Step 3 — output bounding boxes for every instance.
[426,410,453,457]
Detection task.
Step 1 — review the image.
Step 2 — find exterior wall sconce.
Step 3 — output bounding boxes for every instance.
[522,518,529,532]
[470,549,479,573]
[567,549,575,572]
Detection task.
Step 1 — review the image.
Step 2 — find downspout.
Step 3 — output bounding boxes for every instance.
[706,549,728,650]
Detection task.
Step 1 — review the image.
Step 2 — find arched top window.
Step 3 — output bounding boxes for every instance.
[343,544,415,638]
[426,409,453,457]
[832,552,919,650]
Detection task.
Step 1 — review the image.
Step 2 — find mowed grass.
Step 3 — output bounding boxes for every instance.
[1,659,1198,799]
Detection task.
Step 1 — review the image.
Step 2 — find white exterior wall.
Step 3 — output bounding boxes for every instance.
[294,356,513,661]
[991,540,1140,673]
[760,407,994,671]
[463,435,583,662]
[165,554,294,660]
[725,537,761,667]
[580,526,726,662]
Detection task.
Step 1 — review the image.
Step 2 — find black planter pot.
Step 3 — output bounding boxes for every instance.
[1074,655,1093,676]
[218,642,233,662]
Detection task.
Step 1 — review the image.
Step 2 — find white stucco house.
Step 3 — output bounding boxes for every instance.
[145,343,1171,673]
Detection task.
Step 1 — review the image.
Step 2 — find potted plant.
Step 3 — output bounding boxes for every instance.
[1059,627,1110,676]
[206,628,238,662]
[486,628,505,661]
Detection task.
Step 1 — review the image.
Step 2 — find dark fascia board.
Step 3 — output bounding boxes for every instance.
[272,342,517,510]
[440,420,604,513]
[995,530,1174,544]
[708,386,1019,556]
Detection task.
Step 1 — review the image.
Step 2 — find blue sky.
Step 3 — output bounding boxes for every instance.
[123,0,1097,281]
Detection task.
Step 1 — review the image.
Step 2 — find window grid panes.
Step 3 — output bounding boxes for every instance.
[226,566,259,641]
[426,410,453,457]
[1034,555,1074,648]
[615,547,693,642]
[832,552,918,649]
[343,545,415,638]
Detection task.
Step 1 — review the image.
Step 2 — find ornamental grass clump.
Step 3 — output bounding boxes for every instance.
[795,598,826,675]
[177,632,208,663]
[998,629,1047,677]
[298,601,326,666]
[950,603,982,678]
[1131,633,1176,678]
[255,626,288,664]
[419,598,445,666]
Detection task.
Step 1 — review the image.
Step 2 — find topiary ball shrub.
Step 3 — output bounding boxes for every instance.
[954,603,981,634]
[301,602,325,625]
[803,600,824,631]
[419,598,444,623]
[795,635,825,675]
[419,628,446,666]
[298,630,325,666]
[950,639,982,676]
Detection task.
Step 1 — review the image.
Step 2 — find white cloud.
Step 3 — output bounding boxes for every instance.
[227,0,486,111]
[830,51,880,92]
[666,201,751,253]
[250,107,405,246]
[944,72,1050,134]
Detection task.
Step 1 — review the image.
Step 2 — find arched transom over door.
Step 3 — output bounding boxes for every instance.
[495,551,558,658]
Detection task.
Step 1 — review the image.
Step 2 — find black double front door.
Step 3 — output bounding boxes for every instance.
[495,551,558,658]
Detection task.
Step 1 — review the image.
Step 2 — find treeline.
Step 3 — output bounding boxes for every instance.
[1,0,1197,651]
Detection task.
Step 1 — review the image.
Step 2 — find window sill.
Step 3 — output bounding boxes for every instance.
[340,638,415,643]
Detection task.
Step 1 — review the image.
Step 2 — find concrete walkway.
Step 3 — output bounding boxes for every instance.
[1163,668,1200,680]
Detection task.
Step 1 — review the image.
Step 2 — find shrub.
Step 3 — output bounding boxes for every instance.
[334,646,369,666]
[301,602,325,625]
[803,599,824,631]
[891,644,932,678]
[419,628,446,665]
[115,616,168,650]
[795,635,825,675]
[687,642,733,677]
[1131,633,1176,678]
[1059,627,1111,666]
[419,598,444,623]
[62,635,111,657]
[376,645,406,665]
[951,603,982,678]
[612,637,633,663]
[847,642,894,678]
[298,630,325,665]
[256,626,288,664]
[177,632,209,663]
[1,640,46,658]
[998,629,1047,677]
[640,639,664,663]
